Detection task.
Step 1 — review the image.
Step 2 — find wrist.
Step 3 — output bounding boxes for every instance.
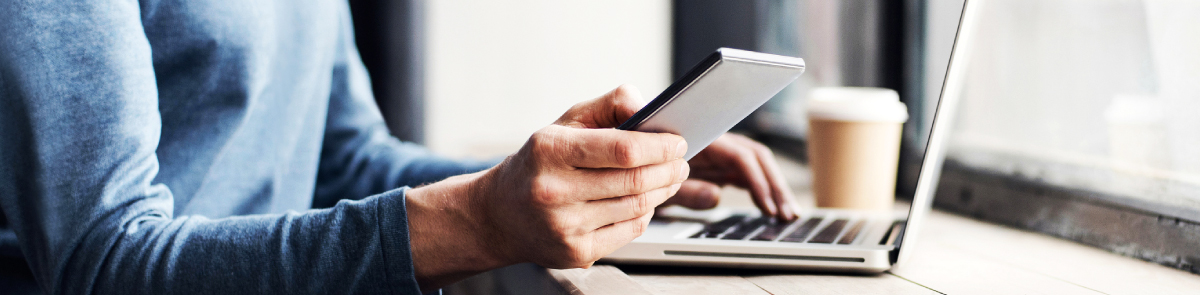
[405,169,512,291]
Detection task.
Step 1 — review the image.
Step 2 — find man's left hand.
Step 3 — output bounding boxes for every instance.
[662,133,799,221]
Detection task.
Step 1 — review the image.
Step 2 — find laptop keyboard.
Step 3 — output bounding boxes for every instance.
[807,219,847,243]
[719,217,771,240]
[689,214,864,244]
[699,215,744,238]
[837,221,866,244]
[749,218,793,241]
[778,218,823,242]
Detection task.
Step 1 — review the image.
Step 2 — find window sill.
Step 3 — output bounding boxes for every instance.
[935,158,1200,274]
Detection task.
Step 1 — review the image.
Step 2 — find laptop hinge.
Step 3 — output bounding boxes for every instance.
[880,221,906,264]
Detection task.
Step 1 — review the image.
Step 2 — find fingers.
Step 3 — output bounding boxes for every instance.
[555,84,647,129]
[692,134,799,220]
[585,182,682,228]
[572,159,688,200]
[661,179,722,210]
[717,137,777,217]
[536,125,686,169]
[728,135,798,221]
[589,210,655,262]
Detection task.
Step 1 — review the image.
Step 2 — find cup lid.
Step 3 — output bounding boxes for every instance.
[807,87,909,123]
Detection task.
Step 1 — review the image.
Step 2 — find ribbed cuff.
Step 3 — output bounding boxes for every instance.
[375,187,423,295]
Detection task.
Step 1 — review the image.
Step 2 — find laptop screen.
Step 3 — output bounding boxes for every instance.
[892,0,976,267]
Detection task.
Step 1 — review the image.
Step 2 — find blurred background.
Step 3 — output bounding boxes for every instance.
[349,0,1200,273]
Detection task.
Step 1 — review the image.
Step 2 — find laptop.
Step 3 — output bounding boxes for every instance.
[601,0,976,273]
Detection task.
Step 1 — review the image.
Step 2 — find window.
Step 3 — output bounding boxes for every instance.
[674,0,1200,274]
[949,0,1200,213]
[936,0,1200,273]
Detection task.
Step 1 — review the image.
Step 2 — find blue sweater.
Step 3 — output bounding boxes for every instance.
[0,0,492,294]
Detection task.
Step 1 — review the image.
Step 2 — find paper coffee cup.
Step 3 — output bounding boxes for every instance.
[806,87,908,210]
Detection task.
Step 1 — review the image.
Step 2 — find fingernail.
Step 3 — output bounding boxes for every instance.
[781,204,796,221]
[677,163,690,182]
[675,140,688,159]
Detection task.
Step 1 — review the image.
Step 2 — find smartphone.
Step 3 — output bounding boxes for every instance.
[617,48,806,160]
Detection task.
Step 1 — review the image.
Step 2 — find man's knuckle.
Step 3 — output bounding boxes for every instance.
[612,84,636,100]
[608,90,626,106]
[630,219,647,235]
[614,84,631,95]
[611,137,640,167]
[625,167,646,193]
[557,215,585,235]
[531,127,563,153]
[627,194,649,215]
[637,193,651,214]
[531,177,566,205]
[662,136,677,159]
[529,131,549,151]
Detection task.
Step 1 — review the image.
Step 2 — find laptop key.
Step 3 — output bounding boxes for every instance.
[779,218,823,243]
[694,215,747,238]
[808,219,849,243]
[750,218,793,241]
[837,220,866,244]
[721,217,771,240]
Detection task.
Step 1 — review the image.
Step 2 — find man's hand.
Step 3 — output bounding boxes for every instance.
[474,86,690,269]
[405,85,687,292]
[404,85,799,292]
[554,85,798,221]
[663,134,799,221]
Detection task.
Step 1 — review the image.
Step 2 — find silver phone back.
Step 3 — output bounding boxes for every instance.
[623,48,805,159]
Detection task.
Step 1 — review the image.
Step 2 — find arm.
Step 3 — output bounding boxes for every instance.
[0,1,421,294]
[312,30,495,206]
[404,86,691,292]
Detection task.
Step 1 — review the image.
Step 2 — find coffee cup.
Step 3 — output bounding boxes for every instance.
[806,87,908,210]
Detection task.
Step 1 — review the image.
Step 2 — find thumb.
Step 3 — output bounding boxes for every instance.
[662,180,721,210]
[555,84,646,129]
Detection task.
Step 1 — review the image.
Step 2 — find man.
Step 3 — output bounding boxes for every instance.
[0,0,797,294]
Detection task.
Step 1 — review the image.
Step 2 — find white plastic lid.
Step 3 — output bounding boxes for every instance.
[806,87,909,123]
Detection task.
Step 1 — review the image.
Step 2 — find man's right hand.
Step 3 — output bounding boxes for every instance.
[475,93,690,269]
[405,85,688,292]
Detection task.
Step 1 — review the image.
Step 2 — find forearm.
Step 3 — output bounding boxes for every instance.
[55,190,419,295]
[405,170,512,293]
[314,132,497,208]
